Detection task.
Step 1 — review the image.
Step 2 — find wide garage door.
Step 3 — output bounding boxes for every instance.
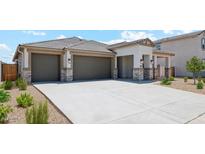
[32,53,60,82]
[73,55,111,80]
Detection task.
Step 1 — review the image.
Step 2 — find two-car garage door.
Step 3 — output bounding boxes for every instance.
[31,53,111,82]
[73,55,111,80]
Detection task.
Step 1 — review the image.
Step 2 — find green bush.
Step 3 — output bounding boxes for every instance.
[169,76,174,81]
[26,101,48,124]
[184,77,188,82]
[0,90,10,103]
[18,79,27,90]
[15,77,23,87]
[0,83,4,89]
[197,77,202,82]
[16,93,33,108]
[197,81,204,89]
[202,78,205,83]
[3,80,13,90]
[0,104,12,123]
[160,78,172,85]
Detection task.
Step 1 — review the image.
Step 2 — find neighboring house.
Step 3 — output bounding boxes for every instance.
[12,37,174,83]
[155,30,205,77]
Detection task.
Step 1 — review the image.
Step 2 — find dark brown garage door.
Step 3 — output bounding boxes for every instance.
[32,53,60,82]
[73,55,111,80]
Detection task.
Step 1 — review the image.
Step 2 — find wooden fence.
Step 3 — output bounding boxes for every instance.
[2,64,17,81]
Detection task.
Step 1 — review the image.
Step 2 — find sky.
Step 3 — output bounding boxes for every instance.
[0,30,197,63]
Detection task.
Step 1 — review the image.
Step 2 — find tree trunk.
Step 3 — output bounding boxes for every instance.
[193,73,196,85]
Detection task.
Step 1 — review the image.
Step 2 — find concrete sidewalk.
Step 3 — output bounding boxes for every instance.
[34,80,205,124]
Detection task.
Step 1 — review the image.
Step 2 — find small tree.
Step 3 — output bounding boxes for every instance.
[186,56,205,84]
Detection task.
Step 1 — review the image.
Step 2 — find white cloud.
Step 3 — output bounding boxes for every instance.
[163,30,175,35]
[23,30,46,36]
[56,34,66,39]
[0,43,13,63]
[0,43,11,51]
[163,30,195,36]
[103,31,157,45]
[180,30,194,34]
[77,36,83,39]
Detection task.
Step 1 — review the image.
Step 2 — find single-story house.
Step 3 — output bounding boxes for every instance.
[13,37,174,83]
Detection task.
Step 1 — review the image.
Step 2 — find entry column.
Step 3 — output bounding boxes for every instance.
[133,54,144,80]
[61,50,73,82]
[165,56,171,78]
[153,55,158,79]
[113,56,118,79]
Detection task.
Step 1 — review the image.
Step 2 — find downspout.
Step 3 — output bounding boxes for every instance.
[16,45,24,78]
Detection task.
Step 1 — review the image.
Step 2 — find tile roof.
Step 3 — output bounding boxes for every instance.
[21,37,86,49]
[108,38,155,49]
[20,37,111,53]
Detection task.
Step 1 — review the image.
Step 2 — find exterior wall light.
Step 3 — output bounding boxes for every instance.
[68,58,71,64]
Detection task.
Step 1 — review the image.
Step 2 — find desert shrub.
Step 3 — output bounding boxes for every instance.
[15,77,23,87]
[197,81,204,89]
[16,93,33,107]
[0,83,4,89]
[26,101,48,124]
[0,104,12,123]
[197,77,202,82]
[160,78,172,85]
[184,77,188,82]
[3,80,13,90]
[169,76,174,81]
[18,79,27,90]
[0,90,10,103]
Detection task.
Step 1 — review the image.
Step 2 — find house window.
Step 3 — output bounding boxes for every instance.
[201,38,205,50]
[155,43,161,50]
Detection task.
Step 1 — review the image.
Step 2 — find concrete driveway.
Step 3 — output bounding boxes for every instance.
[34,80,205,124]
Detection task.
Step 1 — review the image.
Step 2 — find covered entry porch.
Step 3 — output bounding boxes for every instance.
[115,50,175,80]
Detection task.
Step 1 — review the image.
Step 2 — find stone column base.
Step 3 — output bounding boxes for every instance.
[61,68,73,82]
[153,68,159,80]
[22,69,31,83]
[133,68,144,80]
[113,68,118,79]
[165,68,171,78]
[144,68,153,80]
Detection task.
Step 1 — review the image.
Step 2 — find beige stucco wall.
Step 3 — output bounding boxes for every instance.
[114,44,153,68]
[159,32,205,76]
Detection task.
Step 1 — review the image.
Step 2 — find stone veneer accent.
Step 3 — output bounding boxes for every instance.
[22,69,31,83]
[113,68,118,79]
[144,68,153,80]
[61,68,73,82]
[153,68,159,80]
[165,68,171,78]
[133,68,144,80]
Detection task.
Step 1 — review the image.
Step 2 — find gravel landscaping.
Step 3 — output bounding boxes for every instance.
[4,85,70,124]
[158,78,205,95]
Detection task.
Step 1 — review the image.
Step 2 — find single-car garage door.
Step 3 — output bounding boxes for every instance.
[73,55,111,80]
[32,53,60,82]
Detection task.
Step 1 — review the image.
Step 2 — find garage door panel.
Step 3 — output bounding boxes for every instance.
[73,56,111,80]
[32,54,60,82]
